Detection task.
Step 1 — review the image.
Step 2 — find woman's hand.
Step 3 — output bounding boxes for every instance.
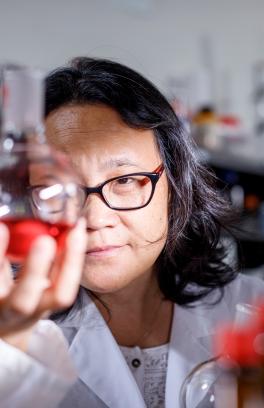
[0,218,87,351]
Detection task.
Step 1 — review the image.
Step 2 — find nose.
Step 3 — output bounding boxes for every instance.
[81,193,120,231]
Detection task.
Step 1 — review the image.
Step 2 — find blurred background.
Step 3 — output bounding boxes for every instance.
[1,0,264,275]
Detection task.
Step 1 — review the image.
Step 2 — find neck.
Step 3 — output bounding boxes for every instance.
[94,269,159,310]
[92,270,174,348]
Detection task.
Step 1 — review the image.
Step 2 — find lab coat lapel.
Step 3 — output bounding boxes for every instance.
[166,296,230,408]
[65,293,146,408]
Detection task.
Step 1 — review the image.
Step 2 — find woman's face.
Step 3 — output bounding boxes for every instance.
[45,105,169,294]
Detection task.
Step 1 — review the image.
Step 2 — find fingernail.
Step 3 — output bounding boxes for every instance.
[76,217,87,230]
[32,235,56,253]
[0,223,8,236]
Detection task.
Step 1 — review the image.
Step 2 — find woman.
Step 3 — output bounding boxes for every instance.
[1,57,264,408]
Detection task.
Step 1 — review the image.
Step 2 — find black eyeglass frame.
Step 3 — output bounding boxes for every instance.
[28,164,165,212]
[77,164,164,211]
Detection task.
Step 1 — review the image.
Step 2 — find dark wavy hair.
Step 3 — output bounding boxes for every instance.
[45,57,237,306]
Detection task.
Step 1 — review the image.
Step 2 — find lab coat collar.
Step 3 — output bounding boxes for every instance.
[166,293,230,408]
[60,288,146,408]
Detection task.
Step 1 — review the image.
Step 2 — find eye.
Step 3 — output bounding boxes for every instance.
[109,176,140,194]
[116,177,134,185]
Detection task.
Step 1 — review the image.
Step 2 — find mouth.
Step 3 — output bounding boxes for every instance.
[85,245,125,258]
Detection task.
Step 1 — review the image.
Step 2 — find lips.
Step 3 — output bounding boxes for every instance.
[86,245,124,256]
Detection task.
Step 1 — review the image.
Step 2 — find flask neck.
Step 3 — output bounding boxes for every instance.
[0,64,46,150]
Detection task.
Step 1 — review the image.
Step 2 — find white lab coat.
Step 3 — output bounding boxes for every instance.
[57,274,264,408]
[0,320,77,408]
[1,273,264,408]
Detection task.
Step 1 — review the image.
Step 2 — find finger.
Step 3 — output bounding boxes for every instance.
[0,223,13,298]
[0,262,13,299]
[0,223,9,261]
[40,217,87,310]
[7,235,56,316]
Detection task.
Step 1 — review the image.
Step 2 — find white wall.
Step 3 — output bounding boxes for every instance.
[0,0,264,129]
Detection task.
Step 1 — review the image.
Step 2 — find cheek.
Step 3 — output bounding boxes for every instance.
[143,181,169,238]
[125,191,169,244]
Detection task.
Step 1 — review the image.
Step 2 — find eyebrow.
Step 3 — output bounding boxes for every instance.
[29,174,59,184]
[100,158,141,170]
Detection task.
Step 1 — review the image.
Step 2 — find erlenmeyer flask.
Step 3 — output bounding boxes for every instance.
[0,65,81,262]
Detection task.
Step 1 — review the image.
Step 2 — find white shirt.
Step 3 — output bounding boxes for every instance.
[120,344,169,408]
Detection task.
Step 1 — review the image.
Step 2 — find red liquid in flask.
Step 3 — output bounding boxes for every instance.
[4,218,73,262]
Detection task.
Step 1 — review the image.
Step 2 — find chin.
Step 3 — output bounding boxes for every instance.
[81,269,128,294]
[81,282,126,295]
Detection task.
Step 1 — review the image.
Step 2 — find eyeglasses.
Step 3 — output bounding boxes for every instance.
[29,164,164,213]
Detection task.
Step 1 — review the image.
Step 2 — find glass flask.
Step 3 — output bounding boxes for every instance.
[179,357,221,407]
[0,65,81,262]
[179,303,264,408]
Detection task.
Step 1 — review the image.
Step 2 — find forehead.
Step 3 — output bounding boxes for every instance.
[45,104,160,165]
